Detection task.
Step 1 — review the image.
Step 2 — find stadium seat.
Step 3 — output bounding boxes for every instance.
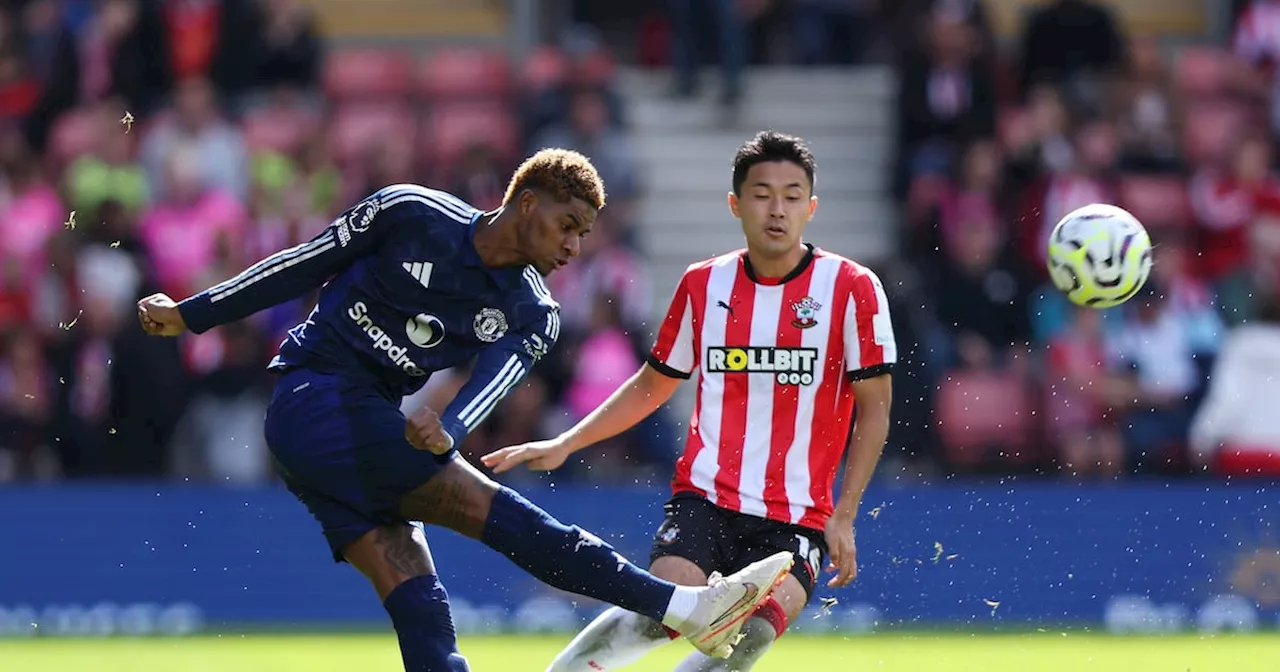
[330,102,417,165]
[934,370,1038,469]
[322,48,414,100]
[47,107,102,166]
[1119,175,1191,229]
[420,102,520,171]
[417,47,512,101]
[1174,47,1235,97]
[241,106,320,154]
[1182,101,1250,166]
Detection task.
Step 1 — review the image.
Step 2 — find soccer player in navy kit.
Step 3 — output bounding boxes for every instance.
[136,149,793,672]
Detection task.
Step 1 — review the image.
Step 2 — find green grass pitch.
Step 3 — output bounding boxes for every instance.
[1,633,1277,671]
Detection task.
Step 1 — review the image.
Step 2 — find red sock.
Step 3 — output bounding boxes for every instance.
[752,596,788,638]
[663,625,680,640]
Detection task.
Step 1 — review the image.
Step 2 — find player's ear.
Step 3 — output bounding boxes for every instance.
[517,188,538,216]
[727,191,740,218]
[807,195,818,220]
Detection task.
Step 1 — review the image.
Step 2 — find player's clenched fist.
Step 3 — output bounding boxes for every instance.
[137,293,188,336]
[481,439,572,473]
[405,405,454,454]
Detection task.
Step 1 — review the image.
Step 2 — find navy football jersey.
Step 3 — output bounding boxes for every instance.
[178,184,561,444]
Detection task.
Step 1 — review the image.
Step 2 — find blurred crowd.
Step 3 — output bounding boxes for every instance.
[0,0,658,483]
[1,0,1277,486]
[889,0,1280,479]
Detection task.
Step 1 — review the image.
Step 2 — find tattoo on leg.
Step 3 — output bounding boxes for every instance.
[374,526,431,577]
[400,463,492,538]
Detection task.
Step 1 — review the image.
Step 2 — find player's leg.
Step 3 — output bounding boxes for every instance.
[398,455,793,658]
[671,522,827,671]
[342,523,470,672]
[672,575,808,671]
[546,557,706,671]
[545,494,727,671]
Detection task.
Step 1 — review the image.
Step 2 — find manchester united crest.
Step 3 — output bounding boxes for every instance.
[791,296,821,329]
[473,308,508,343]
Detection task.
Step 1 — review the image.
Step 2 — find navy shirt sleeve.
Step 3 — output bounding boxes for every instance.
[439,305,560,446]
[178,187,438,334]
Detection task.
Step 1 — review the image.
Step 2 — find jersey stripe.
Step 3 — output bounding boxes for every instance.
[763,263,816,522]
[680,259,728,501]
[382,184,472,222]
[736,279,782,518]
[791,256,844,525]
[711,264,757,512]
[209,235,337,302]
[458,354,524,427]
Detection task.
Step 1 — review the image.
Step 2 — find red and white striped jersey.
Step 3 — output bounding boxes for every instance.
[648,245,895,531]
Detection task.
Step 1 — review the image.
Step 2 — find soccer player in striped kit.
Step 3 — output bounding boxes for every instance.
[136,148,794,672]
[484,132,897,672]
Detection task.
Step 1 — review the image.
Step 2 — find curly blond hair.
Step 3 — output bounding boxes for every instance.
[503,148,606,210]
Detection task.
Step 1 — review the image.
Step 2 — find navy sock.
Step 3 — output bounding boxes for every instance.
[383,575,471,672]
[481,486,676,622]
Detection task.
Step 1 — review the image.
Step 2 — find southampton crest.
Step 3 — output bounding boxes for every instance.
[474,308,509,343]
[791,296,821,329]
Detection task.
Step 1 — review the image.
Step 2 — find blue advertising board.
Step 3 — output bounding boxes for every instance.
[1,481,1277,637]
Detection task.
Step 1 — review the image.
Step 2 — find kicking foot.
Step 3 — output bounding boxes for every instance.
[673,551,793,658]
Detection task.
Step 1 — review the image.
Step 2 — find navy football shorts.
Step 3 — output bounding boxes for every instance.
[264,367,455,562]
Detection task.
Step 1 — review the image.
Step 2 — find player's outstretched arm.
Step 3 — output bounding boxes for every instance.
[481,362,681,473]
[169,191,401,335]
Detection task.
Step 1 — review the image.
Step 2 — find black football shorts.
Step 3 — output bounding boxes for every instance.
[648,492,829,601]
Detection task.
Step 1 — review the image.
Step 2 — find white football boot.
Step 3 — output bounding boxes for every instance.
[677,551,794,658]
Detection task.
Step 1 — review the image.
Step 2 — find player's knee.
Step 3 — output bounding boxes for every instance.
[401,458,499,538]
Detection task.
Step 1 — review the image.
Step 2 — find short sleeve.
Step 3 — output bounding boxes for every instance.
[844,269,897,381]
[646,272,697,379]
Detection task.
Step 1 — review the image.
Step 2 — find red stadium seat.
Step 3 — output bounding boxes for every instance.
[934,370,1038,468]
[1119,176,1191,229]
[330,102,416,165]
[241,106,320,154]
[1175,47,1235,97]
[417,47,512,101]
[420,102,520,171]
[323,49,414,100]
[48,107,102,165]
[1182,101,1250,167]
[520,46,570,93]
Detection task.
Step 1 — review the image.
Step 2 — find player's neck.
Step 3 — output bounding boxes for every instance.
[744,244,808,281]
[471,208,526,268]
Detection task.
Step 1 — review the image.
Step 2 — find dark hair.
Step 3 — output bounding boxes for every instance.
[731,130,817,195]
[505,148,606,210]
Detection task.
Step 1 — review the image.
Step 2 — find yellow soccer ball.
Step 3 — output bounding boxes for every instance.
[1046,203,1153,309]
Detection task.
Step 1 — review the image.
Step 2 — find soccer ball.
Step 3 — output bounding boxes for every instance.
[1046,203,1153,309]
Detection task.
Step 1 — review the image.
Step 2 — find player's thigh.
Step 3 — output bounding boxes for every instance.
[398,453,499,539]
[649,555,708,586]
[734,521,828,618]
[343,522,437,601]
[648,494,733,581]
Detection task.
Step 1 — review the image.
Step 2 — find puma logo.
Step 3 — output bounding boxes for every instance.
[716,300,736,317]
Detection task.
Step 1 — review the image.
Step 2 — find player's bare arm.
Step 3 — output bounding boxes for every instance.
[826,372,893,588]
[481,362,682,473]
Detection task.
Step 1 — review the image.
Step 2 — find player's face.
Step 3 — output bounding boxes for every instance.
[521,191,597,275]
[728,161,817,258]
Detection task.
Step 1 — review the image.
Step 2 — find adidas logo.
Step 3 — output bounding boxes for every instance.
[403,261,434,289]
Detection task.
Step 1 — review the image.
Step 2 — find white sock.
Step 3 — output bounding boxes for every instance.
[660,586,702,632]
[672,616,778,672]
[546,607,673,672]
